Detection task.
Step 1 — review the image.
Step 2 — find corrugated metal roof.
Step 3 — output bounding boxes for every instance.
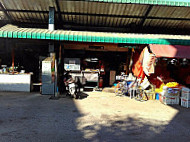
[149,6,190,19]
[1,24,190,45]
[1,0,190,34]
[1,0,57,10]
[59,1,148,27]
[0,0,56,24]
[86,0,190,7]
[9,12,49,23]
[143,5,190,28]
[2,0,188,8]
[60,1,148,16]
[0,11,5,20]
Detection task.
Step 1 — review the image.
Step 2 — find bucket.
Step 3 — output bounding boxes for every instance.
[156,93,159,100]
[113,83,117,86]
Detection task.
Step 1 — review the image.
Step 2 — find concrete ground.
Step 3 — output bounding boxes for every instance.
[0,91,190,142]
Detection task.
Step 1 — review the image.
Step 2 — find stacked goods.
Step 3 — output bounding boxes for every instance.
[159,86,180,105]
[181,98,190,108]
[155,81,178,93]
[159,94,179,105]
[164,87,180,96]
[165,82,179,87]
[181,87,190,108]
[181,87,190,99]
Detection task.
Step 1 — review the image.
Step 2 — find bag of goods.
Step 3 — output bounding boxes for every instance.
[165,82,179,87]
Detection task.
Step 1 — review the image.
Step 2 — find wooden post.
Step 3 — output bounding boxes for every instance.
[59,44,62,64]
[126,52,129,75]
[128,48,135,74]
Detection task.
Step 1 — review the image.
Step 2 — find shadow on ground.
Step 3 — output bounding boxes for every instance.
[0,92,189,142]
[57,92,89,100]
[76,106,190,142]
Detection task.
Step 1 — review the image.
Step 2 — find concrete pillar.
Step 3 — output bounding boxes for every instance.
[48,7,55,31]
[48,7,58,98]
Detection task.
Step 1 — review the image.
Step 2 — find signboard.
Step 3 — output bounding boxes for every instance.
[64,58,80,71]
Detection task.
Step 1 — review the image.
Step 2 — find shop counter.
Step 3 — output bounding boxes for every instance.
[0,74,31,92]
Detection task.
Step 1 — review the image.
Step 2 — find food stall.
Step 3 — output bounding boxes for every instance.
[131,44,190,107]
[0,73,32,92]
[0,48,33,92]
[0,64,32,92]
[63,58,104,90]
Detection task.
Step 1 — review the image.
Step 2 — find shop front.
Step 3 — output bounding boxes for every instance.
[130,44,190,107]
[0,39,50,92]
[0,24,190,97]
[58,42,131,91]
[148,44,190,88]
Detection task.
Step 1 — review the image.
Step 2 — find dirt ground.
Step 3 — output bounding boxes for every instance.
[0,91,189,142]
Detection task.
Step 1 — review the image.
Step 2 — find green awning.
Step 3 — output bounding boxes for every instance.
[88,0,190,7]
[1,24,190,45]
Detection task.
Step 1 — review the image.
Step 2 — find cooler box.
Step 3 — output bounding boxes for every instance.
[159,94,179,105]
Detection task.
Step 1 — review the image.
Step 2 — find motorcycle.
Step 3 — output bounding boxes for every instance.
[64,71,80,99]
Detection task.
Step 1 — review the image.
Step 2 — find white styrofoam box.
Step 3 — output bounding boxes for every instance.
[181,87,190,100]
[160,95,179,105]
[181,97,190,108]
[159,95,171,105]
[169,96,180,104]
[182,87,190,92]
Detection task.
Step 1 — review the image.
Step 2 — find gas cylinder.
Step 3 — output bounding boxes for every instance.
[99,77,103,88]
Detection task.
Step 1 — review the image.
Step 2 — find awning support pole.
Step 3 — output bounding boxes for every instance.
[12,47,14,75]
